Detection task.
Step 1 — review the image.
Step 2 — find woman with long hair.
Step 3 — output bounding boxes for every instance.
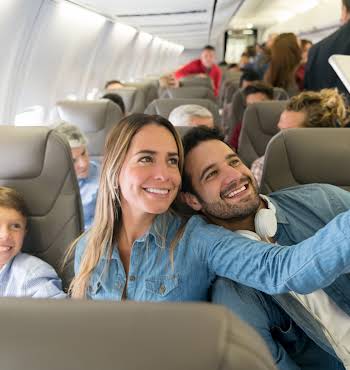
[69,113,350,300]
[264,33,302,96]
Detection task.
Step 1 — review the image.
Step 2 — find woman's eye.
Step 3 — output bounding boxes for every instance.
[11,223,23,230]
[168,157,179,165]
[139,156,152,163]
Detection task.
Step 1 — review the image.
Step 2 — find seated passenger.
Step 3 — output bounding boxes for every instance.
[70,114,350,313]
[0,187,65,298]
[174,45,221,96]
[101,93,126,115]
[168,105,214,128]
[229,82,274,150]
[105,80,124,91]
[54,123,100,230]
[181,126,350,369]
[240,69,260,89]
[251,88,350,186]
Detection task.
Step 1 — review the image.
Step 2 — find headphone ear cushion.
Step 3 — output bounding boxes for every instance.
[255,208,277,239]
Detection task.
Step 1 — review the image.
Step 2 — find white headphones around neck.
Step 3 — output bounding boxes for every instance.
[236,195,277,242]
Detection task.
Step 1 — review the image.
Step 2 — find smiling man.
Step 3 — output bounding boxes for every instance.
[181,126,350,370]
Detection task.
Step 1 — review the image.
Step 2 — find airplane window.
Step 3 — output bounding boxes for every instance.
[14,106,44,126]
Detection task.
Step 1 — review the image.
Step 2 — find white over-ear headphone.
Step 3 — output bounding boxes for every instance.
[236,195,277,242]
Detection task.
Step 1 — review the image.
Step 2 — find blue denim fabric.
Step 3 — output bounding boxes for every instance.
[78,161,100,230]
[212,184,350,369]
[75,185,350,300]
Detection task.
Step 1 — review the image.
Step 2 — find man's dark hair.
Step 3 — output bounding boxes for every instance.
[239,69,260,87]
[203,45,215,51]
[243,82,274,100]
[342,0,350,12]
[104,80,123,89]
[102,93,126,114]
[182,126,225,193]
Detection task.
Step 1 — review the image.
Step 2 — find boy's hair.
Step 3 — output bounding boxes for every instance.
[182,126,224,193]
[102,93,126,114]
[243,82,274,100]
[0,186,29,218]
[203,45,215,51]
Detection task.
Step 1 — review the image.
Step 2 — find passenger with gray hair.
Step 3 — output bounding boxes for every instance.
[168,104,214,128]
[54,123,100,230]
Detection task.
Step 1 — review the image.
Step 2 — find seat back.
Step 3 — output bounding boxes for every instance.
[238,101,288,167]
[145,98,221,128]
[0,126,83,288]
[0,299,276,370]
[109,87,147,113]
[260,128,350,194]
[161,86,216,103]
[180,76,214,89]
[55,100,123,160]
[125,82,159,106]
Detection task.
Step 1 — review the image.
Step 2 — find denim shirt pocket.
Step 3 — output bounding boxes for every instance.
[89,273,124,300]
[145,274,180,300]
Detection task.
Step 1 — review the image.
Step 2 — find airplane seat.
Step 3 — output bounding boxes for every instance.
[55,99,123,161]
[237,101,288,167]
[0,126,83,289]
[145,98,221,129]
[160,86,217,103]
[227,87,289,138]
[125,82,159,106]
[0,300,277,370]
[260,128,350,195]
[180,76,214,90]
[109,87,147,113]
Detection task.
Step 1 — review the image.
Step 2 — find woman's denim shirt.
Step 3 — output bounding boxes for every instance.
[74,210,350,301]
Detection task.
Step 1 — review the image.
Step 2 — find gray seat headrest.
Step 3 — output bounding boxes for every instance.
[0,300,276,370]
[145,98,220,128]
[161,86,216,103]
[260,128,350,194]
[109,87,147,113]
[238,101,288,167]
[56,100,123,159]
[0,126,83,288]
[180,76,214,89]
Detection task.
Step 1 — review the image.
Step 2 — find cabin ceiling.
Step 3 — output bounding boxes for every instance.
[229,0,339,31]
[67,0,243,49]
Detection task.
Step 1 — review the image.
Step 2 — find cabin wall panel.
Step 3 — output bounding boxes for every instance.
[0,0,44,123]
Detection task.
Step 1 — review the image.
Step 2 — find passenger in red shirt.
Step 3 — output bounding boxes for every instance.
[174,45,222,96]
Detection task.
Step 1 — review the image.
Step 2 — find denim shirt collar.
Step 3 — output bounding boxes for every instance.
[100,212,175,260]
[268,197,289,225]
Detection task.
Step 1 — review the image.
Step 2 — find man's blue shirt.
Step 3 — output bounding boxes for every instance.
[78,161,100,230]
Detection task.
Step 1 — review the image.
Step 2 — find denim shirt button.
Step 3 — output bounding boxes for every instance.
[159,284,166,294]
[129,275,136,282]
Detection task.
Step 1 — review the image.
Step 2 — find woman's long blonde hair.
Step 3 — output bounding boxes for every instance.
[68,114,184,298]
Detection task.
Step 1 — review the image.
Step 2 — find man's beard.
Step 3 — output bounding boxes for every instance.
[199,176,260,220]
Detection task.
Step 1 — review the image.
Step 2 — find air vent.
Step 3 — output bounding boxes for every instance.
[115,10,207,18]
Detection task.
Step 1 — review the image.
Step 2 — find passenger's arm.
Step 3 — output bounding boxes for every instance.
[25,263,67,299]
[174,61,197,79]
[188,210,350,294]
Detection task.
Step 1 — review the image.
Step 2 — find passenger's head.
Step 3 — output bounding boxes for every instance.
[227,63,240,72]
[168,105,214,128]
[341,0,350,24]
[239,52,250,69]
[239,69,260,89]
[200,45,216,69]
[0,187,28,268]
[97,113,183,223]
[182,127,260,221]
[104,80,124,91]
[300,39,312,64]
[54,123,90,179]
[102,93,126,115]
[265,33,301,89]
[243,82,274,105]
[278,89,350,130]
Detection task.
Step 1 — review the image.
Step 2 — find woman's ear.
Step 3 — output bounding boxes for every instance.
[180,192,203,211]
